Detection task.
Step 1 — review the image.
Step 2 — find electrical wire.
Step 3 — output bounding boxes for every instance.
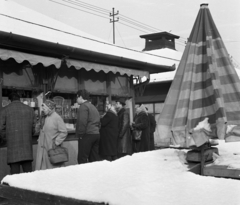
[70,0,110,13]
[62,0,109,16]
[49,0,109,20]
[55,0,189,44]
[116,26,127,47]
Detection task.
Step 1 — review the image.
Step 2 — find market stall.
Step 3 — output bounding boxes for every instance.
[0,0,175,181]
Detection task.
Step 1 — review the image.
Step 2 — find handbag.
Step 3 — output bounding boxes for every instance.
[133,129,142,141]
[48,146,69,164]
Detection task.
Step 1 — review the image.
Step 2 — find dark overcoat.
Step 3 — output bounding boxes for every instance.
[117,108,132,155]
[132,111,150,153]
[0,101,35,164]
[149,114,156,150]
[99,110,118,156]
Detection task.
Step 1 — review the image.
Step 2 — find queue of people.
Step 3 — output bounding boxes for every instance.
[0,89,156,175]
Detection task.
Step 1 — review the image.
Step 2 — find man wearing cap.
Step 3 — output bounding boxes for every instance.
[115,98,132,158]
[0,92,36,174]
[76,89,101,164]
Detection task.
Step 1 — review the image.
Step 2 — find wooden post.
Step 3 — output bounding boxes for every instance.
[78,69,85,90]
[106,73,112,103]
[129,75,135,123]
[200,144,206,176]
[0,61,3,112]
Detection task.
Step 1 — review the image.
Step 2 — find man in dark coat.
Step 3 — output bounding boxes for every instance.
[146,107,156,151]
[99,103,118,161]
[0,92,36,174]
[115,98,132,158]
[76,89,101,164]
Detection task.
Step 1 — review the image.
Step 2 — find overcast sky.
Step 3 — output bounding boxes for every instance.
[11,0,240,65]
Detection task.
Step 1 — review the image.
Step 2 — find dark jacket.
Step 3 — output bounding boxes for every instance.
[0,101,36,164]
[99,110,118,156]
[132,111,150,153]
[76,101,100,136]
[148,114,156,151]
[117,108,132,155]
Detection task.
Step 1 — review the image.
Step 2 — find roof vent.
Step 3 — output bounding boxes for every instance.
[140,32,180,51]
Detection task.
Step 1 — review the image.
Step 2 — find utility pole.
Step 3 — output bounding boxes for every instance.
[110,8,119,44]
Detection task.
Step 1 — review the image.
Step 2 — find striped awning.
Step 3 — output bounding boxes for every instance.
[0,48,149,78]
[157,4,240,147]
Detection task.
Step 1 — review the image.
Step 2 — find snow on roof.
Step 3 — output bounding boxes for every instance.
[0,0,177,69]
[148,48,182,82]
[2,142,240,205]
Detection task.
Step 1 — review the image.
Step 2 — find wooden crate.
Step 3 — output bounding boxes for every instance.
[204,165,240,179]
[186,147,218,162]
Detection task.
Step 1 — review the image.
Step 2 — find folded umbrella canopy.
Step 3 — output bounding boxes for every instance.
[157,4,240,147]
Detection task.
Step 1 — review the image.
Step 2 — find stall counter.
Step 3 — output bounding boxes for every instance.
[0,130,78,181]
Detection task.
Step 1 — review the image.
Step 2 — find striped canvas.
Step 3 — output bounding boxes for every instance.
[157,4,240,147]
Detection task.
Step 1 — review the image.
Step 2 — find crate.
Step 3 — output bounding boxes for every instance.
[186,147,219,162]
[204,165,240,179]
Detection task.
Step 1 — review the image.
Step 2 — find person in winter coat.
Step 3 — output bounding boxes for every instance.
[35,100,67,170]
[132,104,150,153]
[0,92,36,174]
[99,103,118,161]
[146,107,156,151]
[115,98,132,158]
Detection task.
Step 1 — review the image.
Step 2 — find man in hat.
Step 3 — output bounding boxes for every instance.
[115,98,132,158]
[0,92,36,174]
[76,89,101,164]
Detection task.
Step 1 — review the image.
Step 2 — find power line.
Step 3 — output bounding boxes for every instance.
[119,17,157,33]
[49,0,109,20]
[118,22,148,33]
[116,26,127,47]
[52,0,189,45]
[62,0,109,16]
[119,13,164,32]
[70,0,110,13]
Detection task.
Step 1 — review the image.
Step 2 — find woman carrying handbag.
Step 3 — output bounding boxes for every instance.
[35,100,68,170]
[132,104,150,153]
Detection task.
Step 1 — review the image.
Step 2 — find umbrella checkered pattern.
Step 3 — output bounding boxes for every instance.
[157,4,240,147]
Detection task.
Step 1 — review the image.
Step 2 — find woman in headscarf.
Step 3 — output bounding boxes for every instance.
[35,100,67,170]
[99,103,118,161]
[132,104,150,153]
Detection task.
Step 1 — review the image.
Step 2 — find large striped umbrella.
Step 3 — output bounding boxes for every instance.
[157,4,240,147]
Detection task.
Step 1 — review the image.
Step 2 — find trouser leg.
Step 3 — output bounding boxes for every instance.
[9,162,21,175]
[78,135,92,164]
[89,134,100,163]
[21,160,32,173]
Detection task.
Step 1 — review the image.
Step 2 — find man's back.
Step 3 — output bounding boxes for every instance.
[0,101,35,163]
[76,101,100,135]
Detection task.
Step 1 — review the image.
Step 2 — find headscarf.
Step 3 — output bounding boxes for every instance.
[136,104,148,115]
[42,100,56,116]
[44,100,56,111]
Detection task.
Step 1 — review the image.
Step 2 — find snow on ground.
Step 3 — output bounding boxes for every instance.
[212,140,240,169]
[2,146,240,205]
